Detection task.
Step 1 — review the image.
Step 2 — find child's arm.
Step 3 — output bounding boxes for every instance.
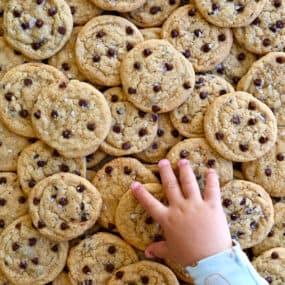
[131,159,268,285]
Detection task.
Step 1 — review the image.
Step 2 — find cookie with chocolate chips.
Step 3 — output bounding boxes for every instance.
[116,183,166,250]
[29,173,102,241]
[67,232,138,285]
[237,52,285,126]
[0,215,68,285]
[123,0,180,28]
[17,141,86,195]
[253,247,285,284]
[243,128,285,197]
[135,113,183,163]
[65,0,102,25]
[204,91,277,162]
[234,0,285,55]
[221,180,274,249]
[91,0,146,12]
[0,173,28,235]
[121,39,195,113]
[108,261,179,285]
[101,87,158,156]
[0,63,67,138]
[75,15,143,86]
[92,157,159,231]
[194,0,267,28]
[170,73,234,138]
[211,41,257,87]
[166,138,233,189]
[31,80,111,158]
[140,27,161,40]
[161,4,233,72]
[3,0,73,60]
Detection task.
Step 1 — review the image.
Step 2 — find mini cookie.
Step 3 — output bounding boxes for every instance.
[211,41,257,87]
[75,15,143,86]
[165,260,194,284]
[166,138,233,189]
[49,27,86,81]
[253,247,285,284]
[121,39,195,113]
[0,63,67,138]
[221,180,274,249]
[123,0,180,28]
[243,128,285,197]
[253,203,285,256]
[17,141,86,195]
[29,173,102,241]
[52,269,72,285]
[161,5,233,72]
[135,113,183,163]
[204,91,278,162]
[108,261,179,285]
[116,183,165,250]
[3,0,73,60]
[234,0,285,55]
[101,87,158,156]
[237,52,285,126]
[140,27,161,40]
[0,36,30,80]
[67,232,139,285]
[92,157,159,231]
[170,74,234,138]
[0,215,68,285]
[65,0,102,25]
[0,173,28,234]
[91,0,146,12]
[194,0,267,28]
[31,80,111,158]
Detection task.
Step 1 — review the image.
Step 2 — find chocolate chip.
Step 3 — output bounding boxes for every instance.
[96,30,106,38]
[59,164,69,172]
[171,130,179,137]
[82,265,91,274]
[183,82,192,89]
[240,197,246,205]
[37,160,46,167]
[141,276,149,284]
[265,276,273,283]
[58,197,68,206]
[33,198,40,206]
[263,38,271,47]
[230,213,239,221]
[0,199,6,206]
[29,179,36,188]
[18,196,26,204]
[157,129,164,137]
[107,48,116,57]
[35,19,44,28]
[28,238,37,246]
[232,115,240,125]
[134,62,141,70]
[152,142,158,149]
[276,20,284,29]
[128,87,136,94]
[152,105,161,113]
[51,110,58,118]
[152,114,158,122]
[145,217,154,224]
[188,8,196,16]
[12,242,20,251]
[38,221,46,229]
[105,166,113,174]
[165,63,173,71]
[0,220,5,228]
[0,177,7,184]
[108,223,115,230]
[265,168,272,176]
[271,251,279,259]
[76,184,85,193]
[122,142,131,150]
[33,110,41,119]
[153,83,161,92]
[87,123,96,131]
[268,229,275,237]
[248,101,256,110]
[19,109,29,118]
[124,166,132,175]
[218,34,226,41]
[62,130,71,139]
[250,221,258,230]
[274,0,282,7]
[48,8,57,16]
[4,92,13,101]
[113,125,121,133]
[60,222,69,230]
[199,91,208,99]
[246,208,252,215]
[143,48,152,57]
[70,6,76,14]
[222,198,232,207]
[116,271,124,279]
[253,78,262,87]
[36,0,44,4]
[21,22,30,30]
[239,144,249,152]
[180,149,189,158]
[215,132,224,140]
[259,136,268,144]
[207,159,215,167]
[93,55,100,62]
[277,153,284,161]
[236,4,244,12]
[126,42,134,51]
[61,62,70,71]
[108,245,116,254]
[19,261,27,270]
[171,29,179,38]
[0,9,3,17]
[111,95,119,102]
[154,234,163,242]
[15,222,21,230]
[247,118,257,125]
[139,128,148,137]
[183,49,191,58]
[201,43,212,53]
[105,263,115,273]
[51,244,58,252]
[58,26,66,35]
[150,6,162,14]
[13,10,22,17]
[31,257,39,265]
[126,26,134,35]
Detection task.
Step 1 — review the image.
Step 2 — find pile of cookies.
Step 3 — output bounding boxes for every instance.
[0,0,284,284]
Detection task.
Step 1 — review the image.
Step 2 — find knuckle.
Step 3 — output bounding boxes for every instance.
[164,181,178,190]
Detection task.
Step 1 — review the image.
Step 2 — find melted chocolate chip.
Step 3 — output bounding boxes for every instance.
[263,38,271,47]
[13,10,22,17]
[33,197,40,205]
[239,144,249,152]
[0,177,7,184]
[222,198,232,208]
[248,101,256,110]
[165,63,173,71]
[145,217,154,224]
[0,199,6,206]
[48,7,57,16]
[268,229,275,237]
[139,128,148,137]
[59,164,69,172]
[152,105,161,113]
[207,159,215,167]
[218,34,226,41]
[116,271,124,279]
[62,130,72,139]
[76,184,85,193]
[28,238,37,246]
[248,118,257,125]
[31,257,39,265]
[128,87,136,94]
[253,78,262,87]
[126,26,134,35]
[124,166,132,175]
[215,132,224,140]
[96,30,106,38]
[19,261,27,270]
[18,196,26,204]
[171,130,179,138]
[51,244,58,252]
[143,48,152,57]
[38,221,46,229]
[150,6,162,14]
[105,263,115,273]
[0,219,5,228]
[105,166,113,175]
[87,123,96,131]
[180,149,189,158]
[93,55,101,62]
[83,265,91,274]
[276,56,285,63]
[58,26,66,35]
[60,222,69,230]
[21,22,30,30]
[122,142,131,150]
[126,43,133,51]
[277,153,284,161]
[4,92,14,101]
[12,242,20,251]
[108,245,116,254]
[183,82,192,89]
[134,62,141,70]
[271,251,279,259]
[188,8,196,16]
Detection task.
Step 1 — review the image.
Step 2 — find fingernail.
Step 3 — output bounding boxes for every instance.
[131,182,141,190]
[178,159,188,166]
[145,249,155,259]
[158,159,169,167]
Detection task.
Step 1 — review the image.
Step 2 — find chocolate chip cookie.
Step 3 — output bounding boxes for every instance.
[140,27,161,40]
[91,0,146,12]
[17,141,86,195]
[0,173,28,234]
[92,157,159,231]
[108,261,179,285]
[31,80,111,158]
[101,87,158,156]
[75,15,143,86]
[204,91,278,162]
[135,113,183,163]
[67,232,138,285]
[211,41,257,87]
[194,0,267,28]
[121,39,195,113]
[221,180,274,249]
[234,0,285,54]
[170,73,234,138]
[29,173,102,241]
[237,52,285,126]
[0,215,68,285]
[243,128,285,197]
[65,0,102,25]
[3,0,73,60]
[253,247,285,284]
[0,63,67,138]
[123,0,180,28]
[116,183,165,250]
[166,138,233,189]
[161,4,233,72]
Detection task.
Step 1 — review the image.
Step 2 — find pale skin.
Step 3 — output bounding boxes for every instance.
[131,159,232,266]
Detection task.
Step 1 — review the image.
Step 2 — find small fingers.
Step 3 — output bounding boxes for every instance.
[203,169,221,204]
[131,182,167,223]
[145,241,169,259]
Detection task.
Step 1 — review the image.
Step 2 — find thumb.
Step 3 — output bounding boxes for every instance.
[145,241,169,259]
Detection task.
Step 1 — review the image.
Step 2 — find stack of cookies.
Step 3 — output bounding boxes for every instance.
[0,0,284,284]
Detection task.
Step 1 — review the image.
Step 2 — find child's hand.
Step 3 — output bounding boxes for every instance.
[131,159,232,266]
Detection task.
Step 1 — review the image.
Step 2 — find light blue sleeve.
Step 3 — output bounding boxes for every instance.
[184,241,268,285]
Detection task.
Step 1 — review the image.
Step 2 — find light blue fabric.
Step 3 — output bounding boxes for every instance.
[184,241,268,285]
